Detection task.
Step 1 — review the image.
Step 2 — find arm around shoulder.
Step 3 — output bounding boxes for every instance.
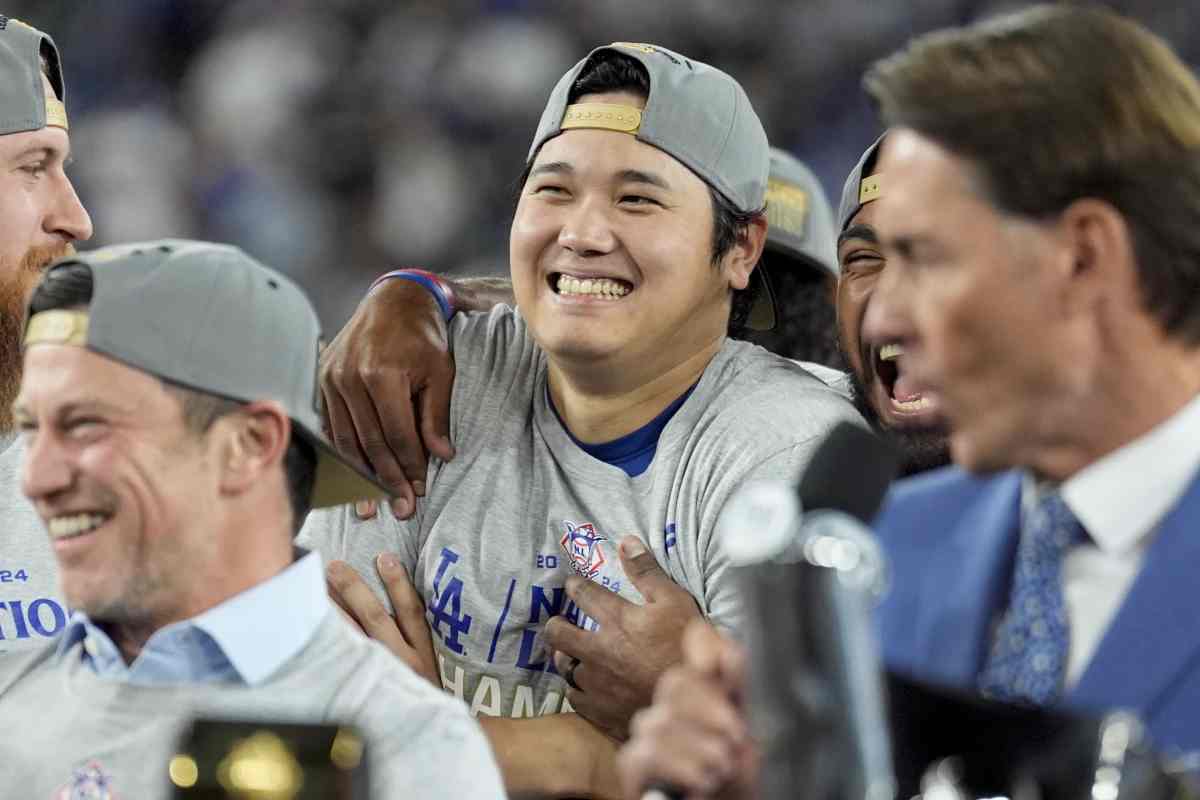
[452,275,515,311]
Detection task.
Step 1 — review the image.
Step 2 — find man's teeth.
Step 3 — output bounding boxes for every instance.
[880,343,905,361]
[556,275,630,298]
[893,396,933,412]
[48,513,107,540]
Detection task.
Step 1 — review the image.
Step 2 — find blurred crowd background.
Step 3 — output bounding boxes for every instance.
[9,0,1198,330]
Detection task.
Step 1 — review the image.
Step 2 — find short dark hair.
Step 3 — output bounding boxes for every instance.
[865,4,1200,345]
[27,263,316,532]
[522,48,761,335]
[39,41,63,100]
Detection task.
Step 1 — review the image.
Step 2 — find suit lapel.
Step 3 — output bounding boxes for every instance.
[1069,471,1200,718]
[913,471,1023,687]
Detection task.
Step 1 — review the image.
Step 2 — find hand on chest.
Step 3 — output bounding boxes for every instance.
[413,502,703,718]
[415,509,696,664]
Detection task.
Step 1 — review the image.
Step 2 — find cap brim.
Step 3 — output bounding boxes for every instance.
[296,426,391,509]
[745,266,776,331]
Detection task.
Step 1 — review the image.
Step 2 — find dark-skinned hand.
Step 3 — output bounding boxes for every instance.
[544,536,703,741]
[321,278,455,520]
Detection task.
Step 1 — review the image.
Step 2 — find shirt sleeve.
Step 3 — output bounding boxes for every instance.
[297,305,537,609]
[694,359,868,635]
[701,440,824,636]
[445,305,540,447]
[297,505,422,611]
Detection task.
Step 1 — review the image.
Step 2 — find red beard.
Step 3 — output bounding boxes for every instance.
[0,242,75,432]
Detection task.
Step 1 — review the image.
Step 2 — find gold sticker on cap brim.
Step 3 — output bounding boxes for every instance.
[610,42,657,55]
[561,103,641,134]
[859,173,883,204]
[45,98,67,130]
[765,179,809,237]
[24,310,88,348]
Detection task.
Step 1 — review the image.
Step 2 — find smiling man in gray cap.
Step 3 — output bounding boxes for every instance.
[0,14,92,655]
[301,42,860,797]
[315,144,850,514]
[0,240,504,799]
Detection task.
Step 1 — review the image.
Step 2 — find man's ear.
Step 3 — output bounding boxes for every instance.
[1055,197,1138,316]
[219,401,291,497]
[724,213,769,291]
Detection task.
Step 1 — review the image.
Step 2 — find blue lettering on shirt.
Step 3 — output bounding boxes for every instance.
[664,522,678,558]
[27,599,66,638]
[8,600,29,639]
[429,547,472,655]
[516,585,565,672]
[431,547,459,599]
[527,585,564,623]
[515,627,550,673]
[0,596,67,641]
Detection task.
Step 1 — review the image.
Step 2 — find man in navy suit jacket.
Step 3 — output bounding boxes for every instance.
[862,4,1200,759]
[619,6,1200,797]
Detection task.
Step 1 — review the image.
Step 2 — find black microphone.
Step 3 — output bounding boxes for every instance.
[736,421,898,800]
[795,421,899,525]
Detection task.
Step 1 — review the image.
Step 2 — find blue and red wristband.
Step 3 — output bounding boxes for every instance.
[368,268,458,323]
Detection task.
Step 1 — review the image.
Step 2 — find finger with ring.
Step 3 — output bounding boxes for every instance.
[564,656,583,691]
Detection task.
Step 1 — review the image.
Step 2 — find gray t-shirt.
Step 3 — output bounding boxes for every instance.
[794,361,854,402]
[0,611,504,799]
[300,306,864,719]
[0,435,67,654]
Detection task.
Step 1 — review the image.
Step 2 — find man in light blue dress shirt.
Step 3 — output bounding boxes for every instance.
[0,240,504,798]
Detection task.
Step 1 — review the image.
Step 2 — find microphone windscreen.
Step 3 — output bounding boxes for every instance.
[797,422,898,523]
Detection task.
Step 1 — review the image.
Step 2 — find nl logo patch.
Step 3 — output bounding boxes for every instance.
[56,760,120,799]
[560,521,606,579]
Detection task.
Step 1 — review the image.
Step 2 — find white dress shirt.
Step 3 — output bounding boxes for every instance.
[1022,393,1200,686]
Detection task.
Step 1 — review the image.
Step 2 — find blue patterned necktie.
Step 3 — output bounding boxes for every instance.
[978,490,1087,705]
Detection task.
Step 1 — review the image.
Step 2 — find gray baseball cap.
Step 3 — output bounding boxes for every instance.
[743,149,841,330]
[765,149,838,276]
[529,42,769,214]
[0,15,67,135]
[837,134,886,235]
[22,239,388,509]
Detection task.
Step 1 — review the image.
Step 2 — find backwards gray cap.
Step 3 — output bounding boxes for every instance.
[22,239,388,509]
[744,148,840,329]
[837,134,886,236]
[528,42,769,214]
[0,15,68,135]
[528,42,771,327]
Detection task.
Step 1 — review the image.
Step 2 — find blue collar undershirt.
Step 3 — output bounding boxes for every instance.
[549,384,696,477]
